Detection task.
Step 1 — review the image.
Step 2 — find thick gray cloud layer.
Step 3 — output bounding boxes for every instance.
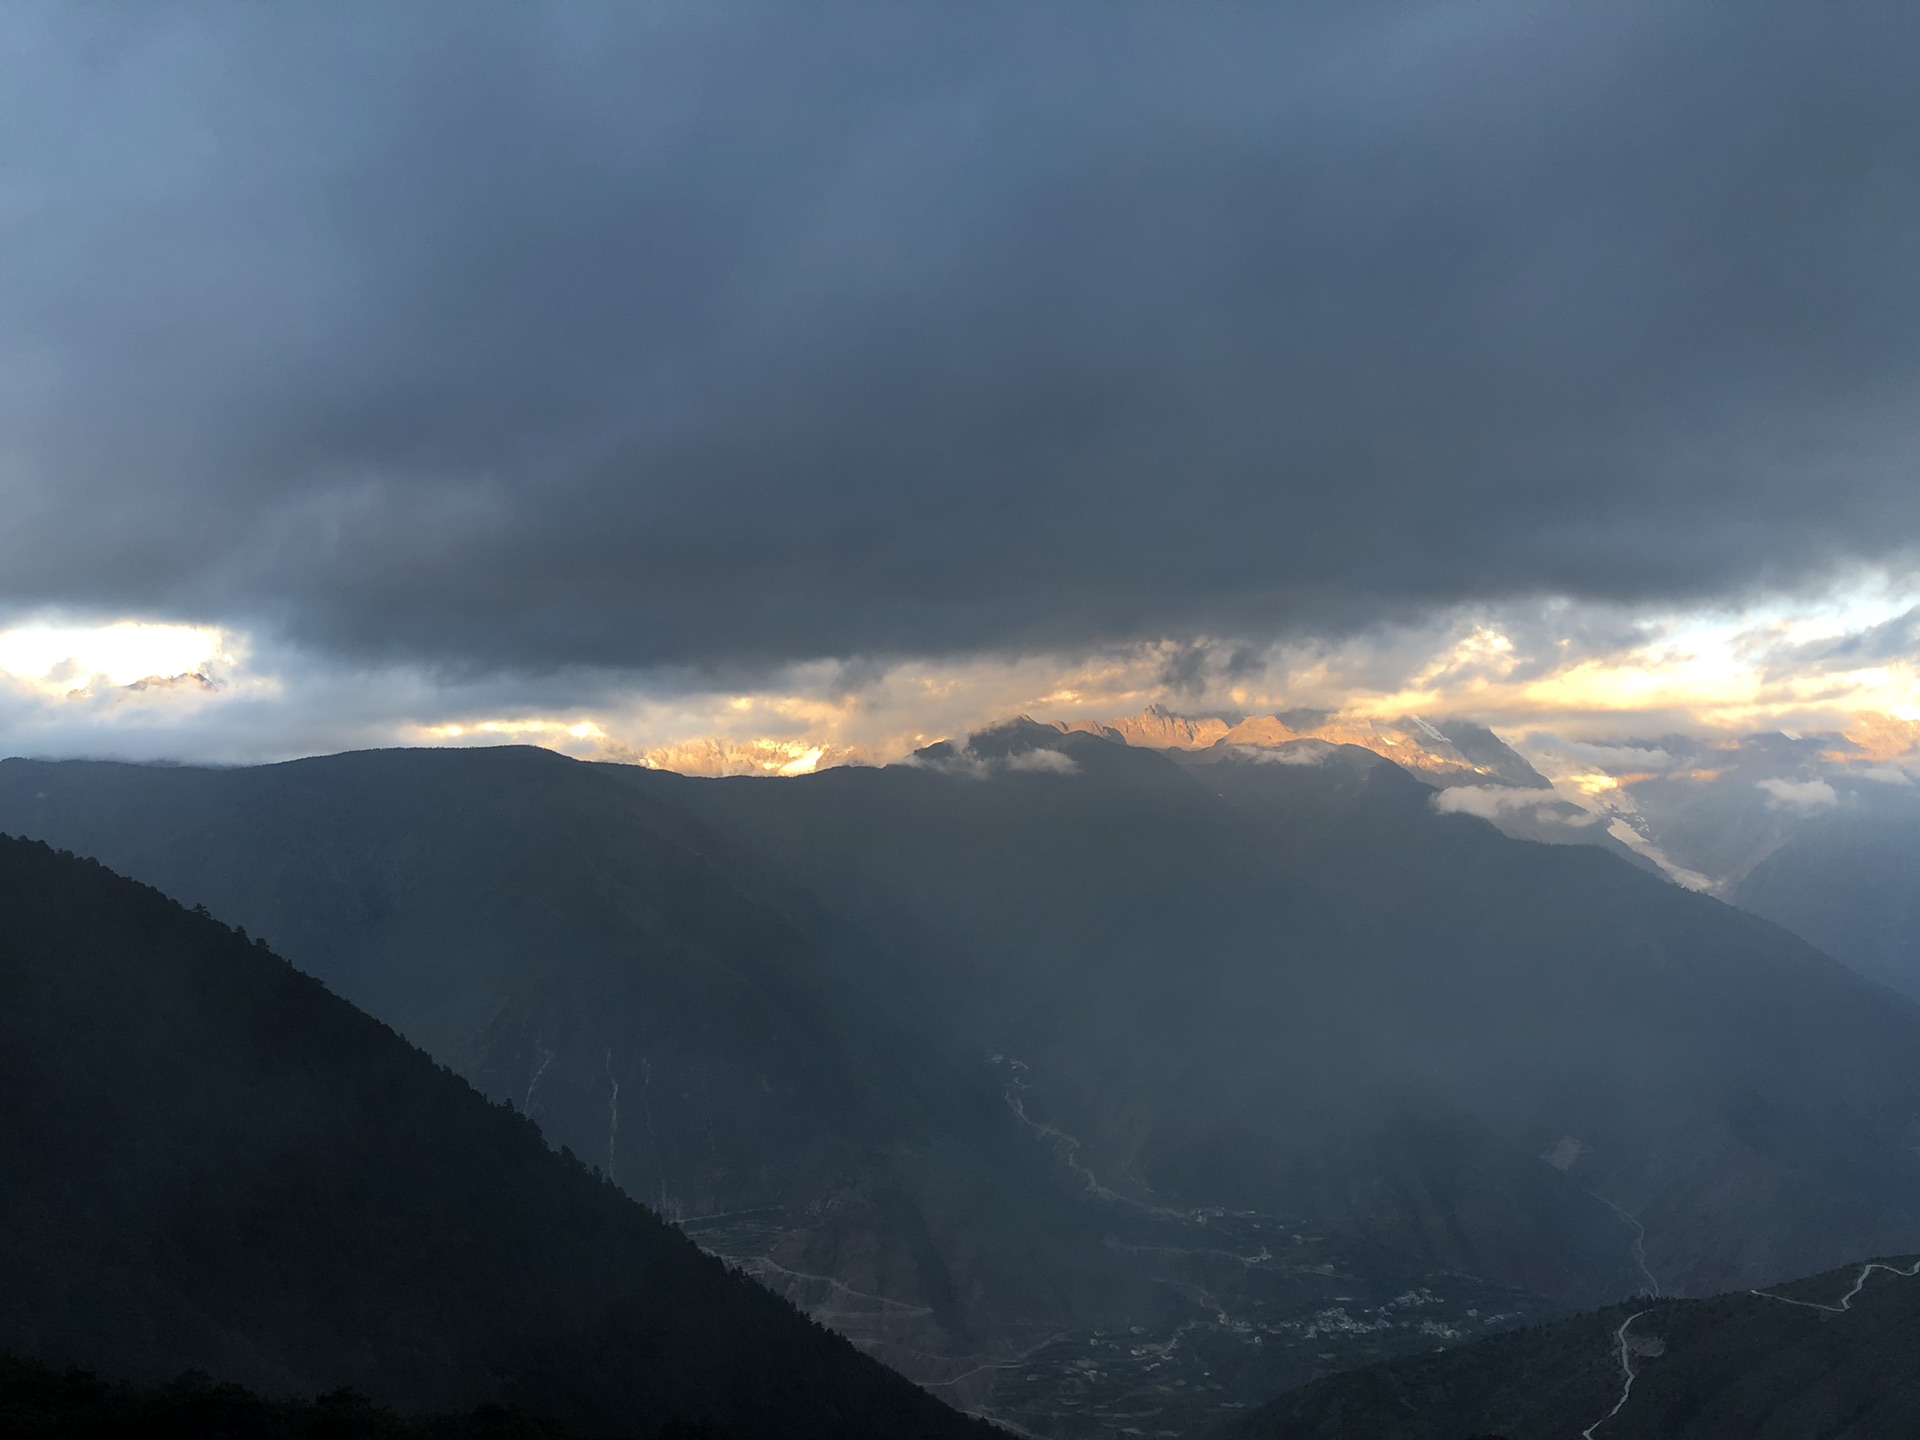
[3,2,1918,676]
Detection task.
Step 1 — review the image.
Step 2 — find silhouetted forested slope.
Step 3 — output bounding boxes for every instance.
[1219,1253,1920,1439]
[0,747,1140,1413]
[0,1353,578,1439]
[0,836,989,1440]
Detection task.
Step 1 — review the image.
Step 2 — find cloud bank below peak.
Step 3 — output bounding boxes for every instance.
[2,4,1919,679]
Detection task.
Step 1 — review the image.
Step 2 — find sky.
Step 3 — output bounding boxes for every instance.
[3,3,1919,776]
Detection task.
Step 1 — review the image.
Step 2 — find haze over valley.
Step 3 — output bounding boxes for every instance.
[5,5,1920,1437]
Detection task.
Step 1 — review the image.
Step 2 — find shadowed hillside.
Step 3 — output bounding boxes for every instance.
[1219,1253,1920,1439]
[0,835,989,1440]
[1735,812,1920,1002]
[7,736,1920,1433]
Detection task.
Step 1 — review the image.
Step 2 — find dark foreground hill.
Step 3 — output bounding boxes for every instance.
[1220,1253,1920,1439]
[0,745,1140,1424]
[0,836,987,1440]
[0,1353,577,1439]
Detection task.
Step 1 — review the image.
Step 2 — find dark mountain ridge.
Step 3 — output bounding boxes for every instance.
[0,834,988,1440]
[0,747,1140,1412]
[6,735,1920,1432]
[660,727,1920,1291]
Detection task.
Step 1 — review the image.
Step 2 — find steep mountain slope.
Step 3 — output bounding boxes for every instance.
[656,729,1644,1300]
[8,737,1920,1433]
[0,834,988,1440]
[1507,726,1920,896]
[0,749,1149,1418]
[1219,1252,1920,1439]
[1734,812,1920,1002]
[638,727,1920,1425]
[1164,740,1920,1291]
[660,727,1920,1293]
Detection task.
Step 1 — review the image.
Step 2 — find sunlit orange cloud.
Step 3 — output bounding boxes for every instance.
[562,585,1920,776]
[570,650,1196,774]
[1829,714,1920,764]
[8,581,1920,777]
[1321,594,1920,740]
[416,717,607,745]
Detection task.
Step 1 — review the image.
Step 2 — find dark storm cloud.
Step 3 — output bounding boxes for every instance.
[3,2,1918,677]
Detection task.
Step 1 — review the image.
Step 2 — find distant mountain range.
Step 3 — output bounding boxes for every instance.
[654,704,1920,918]
[5,727,1920,1433]
[1221,1251,1920,1438]
[0,835,988,1440]
[1065,705,1545,787]
[1733,809,1920,1002]
[1040,707,1920,1003]
[1044,705,1654,868]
